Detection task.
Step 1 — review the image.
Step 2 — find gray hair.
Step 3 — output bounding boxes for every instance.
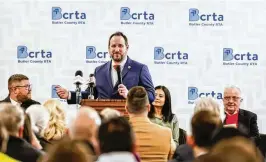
[194,97,220,116]
[0,103,24,135]
[100,108,121,121]
[224,85,242,97]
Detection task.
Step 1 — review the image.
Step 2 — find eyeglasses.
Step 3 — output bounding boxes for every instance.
[223,96,241,101]
[15,84,32,90]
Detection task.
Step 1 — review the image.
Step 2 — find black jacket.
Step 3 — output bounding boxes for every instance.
[6,136,44,162]
[0,96,40,110]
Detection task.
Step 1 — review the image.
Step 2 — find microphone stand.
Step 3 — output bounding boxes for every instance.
[75,83,82,109]
[88,82,94,99]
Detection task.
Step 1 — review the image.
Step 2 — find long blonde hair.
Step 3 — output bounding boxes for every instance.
[42,99,66,141]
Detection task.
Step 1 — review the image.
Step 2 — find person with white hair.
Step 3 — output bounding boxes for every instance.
[171,97,222,162]
[100,108,121,122]
[69,106,101,156]
[222,85,260,145]
[26,104,50,135]
[0,103,43,162]
[194,97,221,116]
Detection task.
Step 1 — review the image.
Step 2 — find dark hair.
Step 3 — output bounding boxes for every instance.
[8,74,29,88]
[98,117,134,153]
[148,85,174,122]
[23,113,33,144]
[21,99,41,111]
[126,86,149,114]
[191,110,222,148]
[211,127,249,146]
[108,31,128,47]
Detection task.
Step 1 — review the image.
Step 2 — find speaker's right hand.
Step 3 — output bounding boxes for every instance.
[55,85,69,99]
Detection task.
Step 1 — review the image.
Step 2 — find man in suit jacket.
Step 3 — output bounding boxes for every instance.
[56,31,155,103]
[223,86,260,145]
[0,74,40,110]
[126,86,176,162]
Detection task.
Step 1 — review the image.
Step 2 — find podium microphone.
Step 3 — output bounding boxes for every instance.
[86,74,95,99]
[116,65,123,85]
[74,70,84,106]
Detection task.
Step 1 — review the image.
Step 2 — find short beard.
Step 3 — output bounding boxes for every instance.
[17,92,30,103]
[111,54,124,62]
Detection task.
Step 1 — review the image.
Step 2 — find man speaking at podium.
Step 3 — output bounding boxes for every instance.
[56,31,155,103]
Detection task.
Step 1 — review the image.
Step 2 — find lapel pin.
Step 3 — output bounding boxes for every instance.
[128,66,131,69]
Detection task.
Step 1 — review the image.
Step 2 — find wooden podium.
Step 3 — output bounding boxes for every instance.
[80,99,127,116]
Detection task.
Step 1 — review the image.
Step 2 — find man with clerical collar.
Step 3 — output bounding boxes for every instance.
[222,86,260,145]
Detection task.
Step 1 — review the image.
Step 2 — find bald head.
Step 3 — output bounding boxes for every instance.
[70,107,101,140]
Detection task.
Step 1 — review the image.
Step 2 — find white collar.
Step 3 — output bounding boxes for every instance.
[10,97,21,106]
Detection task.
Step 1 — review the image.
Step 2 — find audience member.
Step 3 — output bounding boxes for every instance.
[42,99,66,142]
[97,116,138,162]
[100,108,121,122]
[0,103,43,162]
[222,85,260,145]
[69,107,101,156]
[172,97,221,162]
[148,85,179,145]
[23,113,42,150]
[0,74,40,110]
[194,136,263,162]
[126,86,176,162]
[40,139,95,162]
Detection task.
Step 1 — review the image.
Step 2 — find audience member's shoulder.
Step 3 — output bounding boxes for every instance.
[150,121,172,133]
[172,114,178,122]
[240,109,257,117]
[20,137,44,155]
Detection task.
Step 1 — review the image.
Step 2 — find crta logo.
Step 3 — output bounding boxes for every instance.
[223,48,258,61]
[154,47,188,60]
[17,46,52,59]
[120,7,154,20]
[189,8,223,21]
[86,46,108,59]
[52,7,86,20]
[188,87,223,100]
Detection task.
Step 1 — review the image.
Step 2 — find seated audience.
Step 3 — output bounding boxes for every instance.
[222,85,260,145]
[0,103,43,162]
[194,136,263,162]
[26,104,50,135]
[97,116,139,162]
[42,99,66,142]
[100,108,121,122]
[148,85,179,145]
[23,113,42,150]
[0,74,40,110]
[0,119,19,162]
[40,139,95,162]
[69,107,101,156]
[172,97,221,162]
[126,86,176,162]
[194,97,221,116]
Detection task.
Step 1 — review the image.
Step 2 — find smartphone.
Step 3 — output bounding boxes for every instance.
[51,85,59,98]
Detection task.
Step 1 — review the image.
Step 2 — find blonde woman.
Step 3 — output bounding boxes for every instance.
[42,99,66,142]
